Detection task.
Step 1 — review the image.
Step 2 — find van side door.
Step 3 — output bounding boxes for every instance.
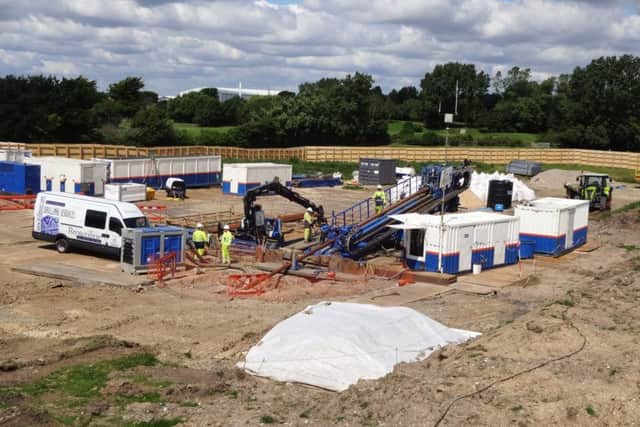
[108,217,124,249]
[84,209,108,246]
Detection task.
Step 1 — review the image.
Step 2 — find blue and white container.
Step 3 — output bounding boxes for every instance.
[0,161,40,194]
[390,212,520,274]
[95,155,221,189]
[222,163,292,196]
[514,197,589,255]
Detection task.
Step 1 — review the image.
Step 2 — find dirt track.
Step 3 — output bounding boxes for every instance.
[1,181,640,426]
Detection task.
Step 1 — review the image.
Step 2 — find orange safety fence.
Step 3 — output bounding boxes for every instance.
[139,204,168,223]
[226,273,271,297]
[0,194,36,210]
[154,252,177,282]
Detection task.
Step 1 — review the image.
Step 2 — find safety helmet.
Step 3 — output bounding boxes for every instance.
[196,223,204,228]
[377,184,382,190]
[307,207,313,212]
[223,224,230,230]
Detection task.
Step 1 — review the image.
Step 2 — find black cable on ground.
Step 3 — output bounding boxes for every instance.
[433,308,587,427]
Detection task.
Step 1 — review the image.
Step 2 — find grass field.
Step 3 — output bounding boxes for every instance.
[173,122,235,136]
[540,163,636,183]
[388,120,540,145]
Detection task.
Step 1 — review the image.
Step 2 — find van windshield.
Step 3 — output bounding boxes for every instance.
[124,217,149,228]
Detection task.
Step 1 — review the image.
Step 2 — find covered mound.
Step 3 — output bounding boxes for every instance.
[239,302,479,391]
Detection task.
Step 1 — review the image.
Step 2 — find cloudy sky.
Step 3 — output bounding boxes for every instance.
[0,0,638,95]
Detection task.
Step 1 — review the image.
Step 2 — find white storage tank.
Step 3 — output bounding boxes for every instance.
[0,149,32,163]
[222,163,293,196]
[390,212,521,274]
[514,197,589,256]
[95,155,221,189]
[104,183,147,202]
[28,156,108,195]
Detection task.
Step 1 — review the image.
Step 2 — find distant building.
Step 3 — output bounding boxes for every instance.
[165,84,286,102]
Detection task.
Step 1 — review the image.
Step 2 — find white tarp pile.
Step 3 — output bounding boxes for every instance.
[470,171,535,202]
[238,302,480,392]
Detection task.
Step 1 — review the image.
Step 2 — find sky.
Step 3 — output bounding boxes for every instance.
[0,0,639,96]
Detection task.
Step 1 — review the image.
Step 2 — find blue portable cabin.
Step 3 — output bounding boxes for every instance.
[0,161,41,195]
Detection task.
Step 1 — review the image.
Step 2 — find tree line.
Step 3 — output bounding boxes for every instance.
[0,54,639,151]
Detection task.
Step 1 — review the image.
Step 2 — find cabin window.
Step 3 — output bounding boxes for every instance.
[109,217,123,235]
[85,210,107,229]
[409,229,425,257]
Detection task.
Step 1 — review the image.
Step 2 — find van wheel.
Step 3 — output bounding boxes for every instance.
[56,238,69,254]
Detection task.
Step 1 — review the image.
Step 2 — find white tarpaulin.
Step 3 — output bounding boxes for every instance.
[239,302,480,392]
[470,171,535,202]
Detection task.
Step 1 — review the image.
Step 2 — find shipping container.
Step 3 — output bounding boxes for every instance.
[0,149,32,163]
[390,211,520,274]
[514,197,589,255]
[358,158,396,185]
[104,183,147,202]
[95,155,222,189]
[222,163,292,196]
[27,157,107,195]
[0,161,40,194]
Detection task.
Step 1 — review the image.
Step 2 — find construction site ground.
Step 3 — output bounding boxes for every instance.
[1,173,640,426]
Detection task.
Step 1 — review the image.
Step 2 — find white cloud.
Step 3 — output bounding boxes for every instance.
[0,0,637,94]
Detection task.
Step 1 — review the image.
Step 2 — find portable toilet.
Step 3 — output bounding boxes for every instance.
[390,211,521,274]
[222,163,292,196]
[514,197,589,256]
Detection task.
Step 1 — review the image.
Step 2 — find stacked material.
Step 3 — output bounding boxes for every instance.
[240,302,479,391]
[470,171,535,202]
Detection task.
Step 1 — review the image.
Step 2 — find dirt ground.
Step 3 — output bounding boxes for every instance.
[1,175,640,426]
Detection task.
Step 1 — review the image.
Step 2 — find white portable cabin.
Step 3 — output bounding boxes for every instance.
[0,149,32,163]
[28,156,108,196]
[94,155,222,189]
[104,183,147,202]
[222,163,293,196]
[514,197,589,255]
[390,212,520,274]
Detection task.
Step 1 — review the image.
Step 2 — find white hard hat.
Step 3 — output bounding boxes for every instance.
[307,207,313,212]
[196,223,203,228]
[223,224,230,230]
[377,184,382,190]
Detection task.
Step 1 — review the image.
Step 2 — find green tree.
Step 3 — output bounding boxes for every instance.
[420,62,490,127]
[129,105,177,146]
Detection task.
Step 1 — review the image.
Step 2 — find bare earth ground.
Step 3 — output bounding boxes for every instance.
[1,177,640,426]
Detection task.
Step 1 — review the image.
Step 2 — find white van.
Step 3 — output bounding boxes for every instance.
[33,192,149,256]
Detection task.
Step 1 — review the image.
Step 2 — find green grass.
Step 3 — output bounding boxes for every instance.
[387,120,540,144]
[173,122,235,136]
[586,405,597,417]
[540,163,636,183]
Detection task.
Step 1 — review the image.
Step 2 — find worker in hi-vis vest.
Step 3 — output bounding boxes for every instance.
[373,185,386,214]
[303,207,314,243]
[192,223,209,257]
[220,224,233,264]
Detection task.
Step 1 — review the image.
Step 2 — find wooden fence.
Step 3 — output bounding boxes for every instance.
[2,142,639,170]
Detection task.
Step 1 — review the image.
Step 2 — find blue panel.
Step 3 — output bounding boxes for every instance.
[405,258,425,271]
[46,179,52,191]
[25,164,41,194]
[73,182,95,195]
[573,227,588,247]
[520,233,566,255]
[505,244,520,264]
[222,181,231,194]
[423,252,459,274]
[164,235,183,262]
[141,236,161,265]
[472,248,494,268]
[60,181,65,192]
